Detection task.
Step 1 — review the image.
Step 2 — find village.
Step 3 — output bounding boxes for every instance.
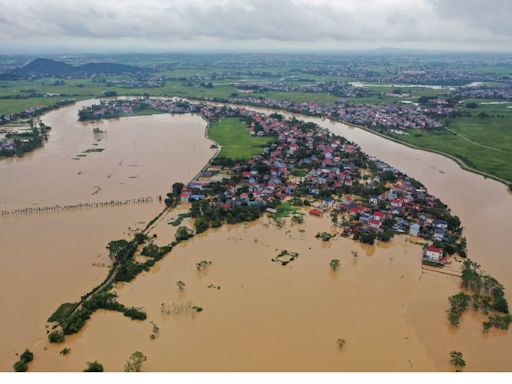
[79,97,466,266]
[229,95,450,131]
[0,119,51,157]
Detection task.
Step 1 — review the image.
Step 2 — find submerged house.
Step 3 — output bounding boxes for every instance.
[423,245,444,263]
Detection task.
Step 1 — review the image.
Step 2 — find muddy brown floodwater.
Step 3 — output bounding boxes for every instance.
[1,100,511,371]
[0,100,216,368]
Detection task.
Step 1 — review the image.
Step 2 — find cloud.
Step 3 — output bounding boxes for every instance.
[0,0,511,52]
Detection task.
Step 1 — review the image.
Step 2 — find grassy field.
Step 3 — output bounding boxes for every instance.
[389,102,512,183]
[208,117,275,160]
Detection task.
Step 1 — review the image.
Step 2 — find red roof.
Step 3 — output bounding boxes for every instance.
[350,206,365,214]
[426,245,443,254]
[309,209,322,216]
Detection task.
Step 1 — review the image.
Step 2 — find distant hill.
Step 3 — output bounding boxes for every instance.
[10,58,147,77]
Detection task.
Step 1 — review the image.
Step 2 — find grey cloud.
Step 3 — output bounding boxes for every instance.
[430,0,512,37]
[0,0,511,52]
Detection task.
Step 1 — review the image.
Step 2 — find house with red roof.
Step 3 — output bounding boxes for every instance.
[423,245,444,263]
[369,219,382,229]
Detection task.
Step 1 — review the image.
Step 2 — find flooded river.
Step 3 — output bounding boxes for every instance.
[0,100,510,371]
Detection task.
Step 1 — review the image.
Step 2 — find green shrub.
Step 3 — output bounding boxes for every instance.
[48,330,65,343]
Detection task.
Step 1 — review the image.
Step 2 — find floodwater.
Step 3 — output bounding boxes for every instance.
[1,99,511,371]
[349,81,457,90]
[0,101,214,209]
[0,101,216,368]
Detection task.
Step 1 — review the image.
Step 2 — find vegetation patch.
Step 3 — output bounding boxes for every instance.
[448,260,510,332]
[13,349,34,372]
[169,212,191,226]
[208,117,275,160]
[449,351,466,371]
[272,250,299,266]
[160,302,203,317]
[274,201,301,219]
[84,361,104,372]
[316,232,334,241]
[48,330,65,343]
[48,302,78,323]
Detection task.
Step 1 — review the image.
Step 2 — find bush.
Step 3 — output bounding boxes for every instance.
[84,361,104,372]
[123,307,147,321]
[175,226,194,242]
[20,349,33,363]
[48,330,65,343]
[359,231,376,245]
[13,349,34,372]
[494,297,509,314]
[13,360,28,372]
[447,292,470,327]
[377,229,394,242]
[449,351,466,369]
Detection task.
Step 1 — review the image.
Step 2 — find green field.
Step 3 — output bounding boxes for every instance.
[389,102,512,183]
[208,117,275,160]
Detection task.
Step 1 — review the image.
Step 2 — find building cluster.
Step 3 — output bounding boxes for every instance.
[452,84,512,100]
[230,96,446,131]
[237,81,370,98]
[102,78,165,88]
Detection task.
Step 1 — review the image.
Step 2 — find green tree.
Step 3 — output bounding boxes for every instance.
[330,259,341,271]
[172,182,185,197]
[20,349,33,363]
[449,351,466,370]
[124,351,147,372]
[84,361,104,372]
[13,360,28,372]
[359,231,376,245]
[195,216,209,234]
[48,330,65,343]
[175,226,193,242]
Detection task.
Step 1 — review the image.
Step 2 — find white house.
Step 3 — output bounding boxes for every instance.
[424,245,444,263]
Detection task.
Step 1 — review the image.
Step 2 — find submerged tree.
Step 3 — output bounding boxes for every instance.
[176,281,186,291]
[336,338,346,350]
[449,351,466,371]
[330,259,341,271]
[124,351,147,372]
[84,360,104,372]
[196,260,212,271]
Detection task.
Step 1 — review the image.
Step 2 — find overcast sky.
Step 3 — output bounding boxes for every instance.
[0,0,511,53]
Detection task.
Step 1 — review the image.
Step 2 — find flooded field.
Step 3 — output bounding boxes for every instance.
[1,100,511,371]
[0,101,216,367]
